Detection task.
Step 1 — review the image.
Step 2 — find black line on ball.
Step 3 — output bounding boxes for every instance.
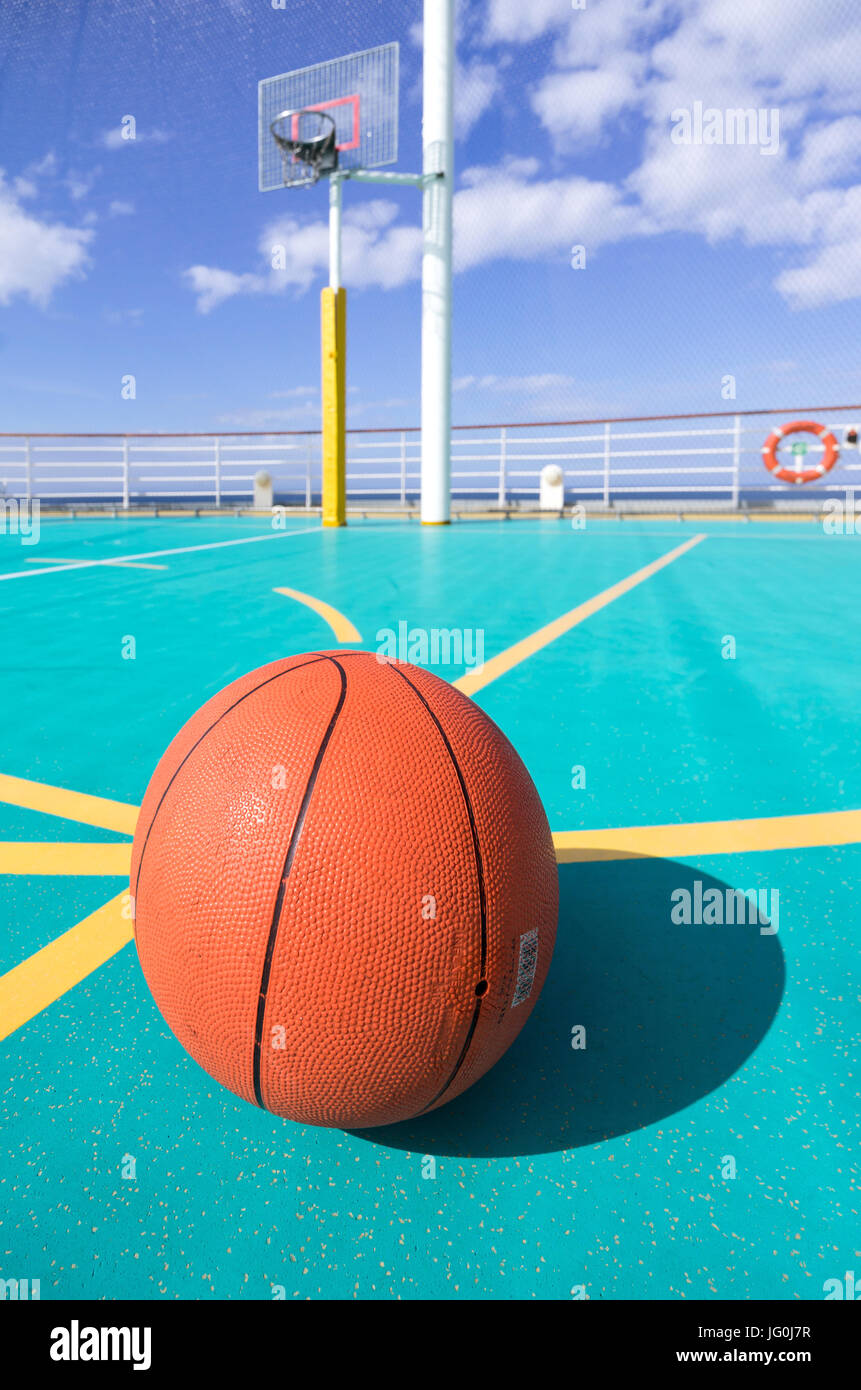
[252,658,348,1109]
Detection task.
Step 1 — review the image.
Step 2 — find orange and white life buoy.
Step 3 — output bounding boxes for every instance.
[762,419,839,485]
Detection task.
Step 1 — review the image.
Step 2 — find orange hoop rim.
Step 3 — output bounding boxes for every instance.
[762,419,839,485]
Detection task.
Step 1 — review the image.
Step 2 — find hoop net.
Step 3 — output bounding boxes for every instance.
[270,109,338,188]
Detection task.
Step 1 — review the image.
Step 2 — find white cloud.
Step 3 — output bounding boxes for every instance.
[454,373,575,393]
[11,153,58,203]
[101,126,173,150]
[484,0,570,43]
[511,0,861,307]
[776,239,861,309]
[552,0,665,67]
[455,57,502,137]
[29,153,58,177]
[186,200,422,311]
[797,118,861,189]
[184,265,266,313]
[215,405,320,427]
[773,185,861,308]
[186,158,656,312]
[64,168,103,202]
[258,218,328,294]
[104,307,144,325]
[260,202,421,295]
[455,161,654,271]
[341,200,400,232]
[109,199,135,216]
[460,156,540,186]
[696,0,861,111]
[531,58,645,144]
[0,172,92,307]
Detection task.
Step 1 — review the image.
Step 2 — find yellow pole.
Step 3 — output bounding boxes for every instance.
[321,286,347,527]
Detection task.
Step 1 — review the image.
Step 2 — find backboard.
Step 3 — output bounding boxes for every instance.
[259,42,399,191]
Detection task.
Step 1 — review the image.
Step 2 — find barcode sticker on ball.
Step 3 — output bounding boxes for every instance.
[511,928,539,1008]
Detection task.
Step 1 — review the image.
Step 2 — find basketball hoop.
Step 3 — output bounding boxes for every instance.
[270,108,339,187]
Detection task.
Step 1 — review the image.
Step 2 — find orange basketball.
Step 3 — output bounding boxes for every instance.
[131,652,558,1128]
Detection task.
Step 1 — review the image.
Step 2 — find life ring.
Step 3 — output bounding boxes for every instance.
[762,419,839,485]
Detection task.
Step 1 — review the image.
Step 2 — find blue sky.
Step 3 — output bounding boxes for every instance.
[0,0,859,434]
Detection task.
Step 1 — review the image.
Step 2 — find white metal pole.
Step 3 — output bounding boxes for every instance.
[329,176,343,291]
[400,431,407,507]
[498,427,507,507]
[421,0,454,525]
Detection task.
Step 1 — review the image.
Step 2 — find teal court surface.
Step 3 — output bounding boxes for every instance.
[1,514,858,1300]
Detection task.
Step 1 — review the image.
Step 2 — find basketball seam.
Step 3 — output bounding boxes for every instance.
[252,657,348,1111]
[131,654,331,916]
[385,663,488,1113]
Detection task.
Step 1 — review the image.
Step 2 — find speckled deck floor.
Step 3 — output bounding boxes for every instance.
[1,515,858,1299]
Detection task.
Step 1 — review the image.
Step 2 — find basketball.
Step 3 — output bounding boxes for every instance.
[130,651,558,1128]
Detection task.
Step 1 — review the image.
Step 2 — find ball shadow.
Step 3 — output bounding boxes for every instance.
[356,857,785,1158]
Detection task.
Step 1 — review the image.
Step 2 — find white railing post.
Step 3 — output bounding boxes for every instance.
[603,421,611,507]
[732,415,741,509]
[24,437,32,504]
[306,437,313,509]
[214,437,221,507]
[122,437,130,509]
[400,431,407,507]
[498,426,507,507]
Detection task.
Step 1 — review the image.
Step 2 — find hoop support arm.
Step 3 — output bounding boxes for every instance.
[340,169,441,189]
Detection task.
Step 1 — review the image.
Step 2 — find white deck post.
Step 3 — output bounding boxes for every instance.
[400,431,407,506]
[421,0,454,525]
[498,427,507,507]
[122,437,130,509]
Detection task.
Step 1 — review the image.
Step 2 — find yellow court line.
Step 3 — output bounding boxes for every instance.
[103,561,168,571]
[0,842,132,875]
[0,773,139,836]
[273,586,362,642]
[0,891,132,1044]
[454,534,706,696]
[1,805,857,1041]
[553,808,861,862]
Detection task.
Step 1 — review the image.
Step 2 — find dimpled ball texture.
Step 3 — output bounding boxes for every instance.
[131,652,558,1128]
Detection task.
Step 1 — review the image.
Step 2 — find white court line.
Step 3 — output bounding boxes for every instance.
[0,525,321,582]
